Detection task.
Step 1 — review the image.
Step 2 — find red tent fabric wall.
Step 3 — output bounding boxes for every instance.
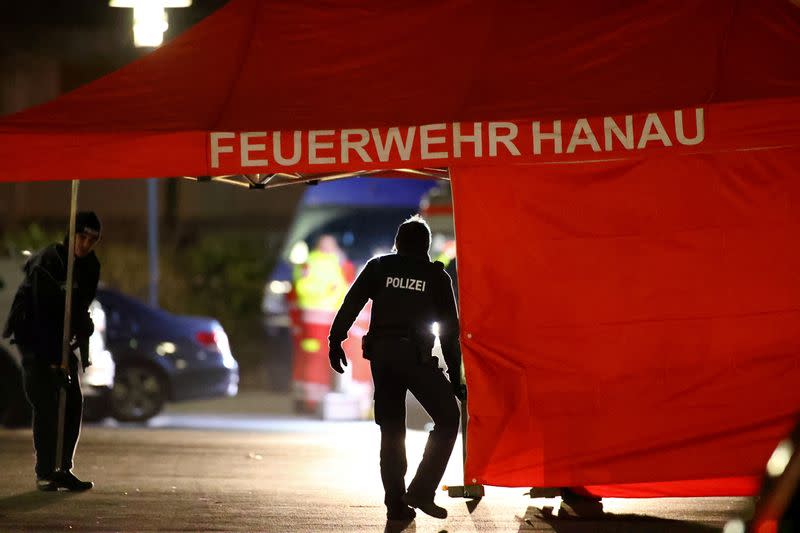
[452,147,800,495]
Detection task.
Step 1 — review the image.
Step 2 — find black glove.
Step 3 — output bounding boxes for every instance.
[452,382,467,402]
[49,365,71,388]
[329,343,348,374]
[70,338,91,369]
[78,337,91,369]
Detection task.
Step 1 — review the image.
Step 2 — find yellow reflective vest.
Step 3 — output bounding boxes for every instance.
[294,250,348,311]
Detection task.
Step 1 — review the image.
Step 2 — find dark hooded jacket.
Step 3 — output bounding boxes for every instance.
[328,252,461,385]
[2,242,100,366]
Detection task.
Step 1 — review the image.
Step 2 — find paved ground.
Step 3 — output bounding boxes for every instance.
[0,393,754,532]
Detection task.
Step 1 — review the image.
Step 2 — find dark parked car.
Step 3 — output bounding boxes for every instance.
[95,288,239,422]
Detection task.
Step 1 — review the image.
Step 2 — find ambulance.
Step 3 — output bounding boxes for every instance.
[263,177,437,418]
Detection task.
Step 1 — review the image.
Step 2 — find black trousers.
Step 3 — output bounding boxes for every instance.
[22,357,83,478]
[369,337,460,510]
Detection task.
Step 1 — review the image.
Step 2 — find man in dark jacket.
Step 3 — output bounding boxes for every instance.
[328,215,464,521]
[3,211,101,491]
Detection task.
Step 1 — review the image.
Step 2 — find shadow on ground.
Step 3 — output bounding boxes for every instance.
[517,505,719,532]
[0,490,78,516]
[384,517,416,533]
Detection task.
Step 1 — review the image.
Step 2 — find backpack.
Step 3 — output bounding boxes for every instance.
[2,277,33,345]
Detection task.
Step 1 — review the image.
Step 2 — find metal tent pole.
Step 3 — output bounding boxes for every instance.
[55,179,79,474]
[442,171,483,501]
[147,178,159,307]
[444,395,484,500]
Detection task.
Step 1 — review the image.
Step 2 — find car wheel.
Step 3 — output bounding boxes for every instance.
[110,365,167,422]
[83,393,110,422]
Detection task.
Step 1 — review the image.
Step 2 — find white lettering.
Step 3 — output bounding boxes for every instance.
[209,132,235,168]
[240,132,268,167]
[675,108,705,146]
[217,108,695,169]
[567,119,601,153]
[420,123,448,159]
[385,277,426,292]
[273,131,302,165]
[371,127,416,162]
[309,130,336,164]
[532,121,563,155]
[604,116,634,150]
[452,122,482,158]
[638,113,673,148]
[488,122,521,156]
[341,129,372,163]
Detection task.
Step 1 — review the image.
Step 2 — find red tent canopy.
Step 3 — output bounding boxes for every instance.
[2,0,800,496]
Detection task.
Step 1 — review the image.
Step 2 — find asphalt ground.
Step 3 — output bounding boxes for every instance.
[0,392,754,532]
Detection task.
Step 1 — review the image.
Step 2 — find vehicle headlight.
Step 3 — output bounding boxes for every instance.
[213,324,237,370]
[269,280,292,294]
[88,300,107,355]
[83,349,115,388]
[289,241,309,265]
[83,299,114,389]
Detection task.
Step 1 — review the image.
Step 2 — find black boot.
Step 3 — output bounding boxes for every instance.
[561,487,602,503]
[36,476,58,492]
[386,506,416,521]
[560,487,603,517]
[51,470,93,491]
[402,493,447,519]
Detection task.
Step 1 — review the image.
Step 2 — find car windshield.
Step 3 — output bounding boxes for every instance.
[96,288,170,321]
[283,206,419,265]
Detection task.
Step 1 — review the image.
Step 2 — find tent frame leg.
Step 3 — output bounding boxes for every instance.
[444,397,485,499]
[54,179,79,475]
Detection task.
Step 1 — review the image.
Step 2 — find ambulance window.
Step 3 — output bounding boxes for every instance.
[305,208,415,264]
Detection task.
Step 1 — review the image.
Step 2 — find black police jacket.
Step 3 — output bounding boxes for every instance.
[329,252,461,384]
[4,242,100,366]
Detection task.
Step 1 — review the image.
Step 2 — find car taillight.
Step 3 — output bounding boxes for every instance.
[195,331,218,348]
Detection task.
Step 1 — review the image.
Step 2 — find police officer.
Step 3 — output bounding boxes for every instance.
[328,215,464,521]
[3,211,101,491]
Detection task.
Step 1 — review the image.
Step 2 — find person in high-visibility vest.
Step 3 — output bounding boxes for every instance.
[291,235,350,411]
[294,235,349,312]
